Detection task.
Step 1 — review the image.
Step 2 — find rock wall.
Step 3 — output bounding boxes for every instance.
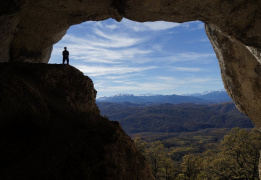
[206,24,261,128]
[0,63,154,180]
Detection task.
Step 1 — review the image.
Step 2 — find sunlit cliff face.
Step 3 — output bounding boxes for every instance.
[1,1,261,127]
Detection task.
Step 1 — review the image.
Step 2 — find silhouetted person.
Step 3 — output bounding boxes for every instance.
[62,47,69,64]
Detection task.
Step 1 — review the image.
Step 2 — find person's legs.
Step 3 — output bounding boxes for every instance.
[67,57,69,65]
[63,57,65,64]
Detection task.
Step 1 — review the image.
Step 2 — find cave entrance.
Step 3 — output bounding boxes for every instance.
[49,18,256,179]
[49,18,223,98]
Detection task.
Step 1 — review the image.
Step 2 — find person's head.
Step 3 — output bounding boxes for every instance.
[64,47,67,50]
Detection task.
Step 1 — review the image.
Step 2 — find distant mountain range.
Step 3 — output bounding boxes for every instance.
[96,90,232,104]
[97,101,253,134]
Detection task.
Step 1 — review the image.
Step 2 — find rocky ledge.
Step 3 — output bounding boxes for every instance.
[0,63,154,180]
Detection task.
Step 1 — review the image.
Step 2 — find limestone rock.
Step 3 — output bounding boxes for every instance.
[0,63,154,180]
[206,24,261,128]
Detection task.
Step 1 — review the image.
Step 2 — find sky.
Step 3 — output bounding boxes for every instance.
[49,18,224,98]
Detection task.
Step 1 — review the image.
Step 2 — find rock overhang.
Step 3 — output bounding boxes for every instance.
[1,0,260,62]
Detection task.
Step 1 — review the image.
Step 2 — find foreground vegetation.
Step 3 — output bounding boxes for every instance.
[134,128,261,180]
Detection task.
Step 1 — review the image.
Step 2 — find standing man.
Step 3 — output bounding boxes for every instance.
[62,47,69,64]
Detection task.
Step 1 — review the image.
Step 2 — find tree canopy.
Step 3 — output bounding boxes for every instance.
[135,128,261,180]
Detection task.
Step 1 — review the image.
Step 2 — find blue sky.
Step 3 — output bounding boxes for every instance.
[49,18,224,97]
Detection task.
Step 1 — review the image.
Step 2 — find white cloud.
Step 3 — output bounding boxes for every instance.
[95,82,177,93]
[94,76,220,96]
[93,29,142,48]
[184,38,210,44]
[142,21,181,31]
[52,20,211,66]
[75,65,156,76]
[141,52,216,64]
[178,52,215,59]
[180,21,205,31]
[52,32,151,64]
[200,38,209,42]
[171,67,203,72]
[122,18,181,32]
[169,52,216,62]
[155,76,219,85]
[99,74,142,80]
[106,24,118,30]
[197,23,205,29]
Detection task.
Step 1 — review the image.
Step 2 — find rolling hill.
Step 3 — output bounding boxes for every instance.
[97,102,253,134]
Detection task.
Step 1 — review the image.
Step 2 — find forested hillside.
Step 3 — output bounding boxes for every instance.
[97,101,258,179]
[134,128,261,180]
[97,102,254,134]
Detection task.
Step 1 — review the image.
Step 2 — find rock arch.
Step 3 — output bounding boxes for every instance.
[1,0,261,144]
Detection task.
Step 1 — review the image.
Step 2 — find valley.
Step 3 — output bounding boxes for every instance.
[97,95,258,179]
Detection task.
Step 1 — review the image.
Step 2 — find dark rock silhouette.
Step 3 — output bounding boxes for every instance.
[0,63,154,180]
